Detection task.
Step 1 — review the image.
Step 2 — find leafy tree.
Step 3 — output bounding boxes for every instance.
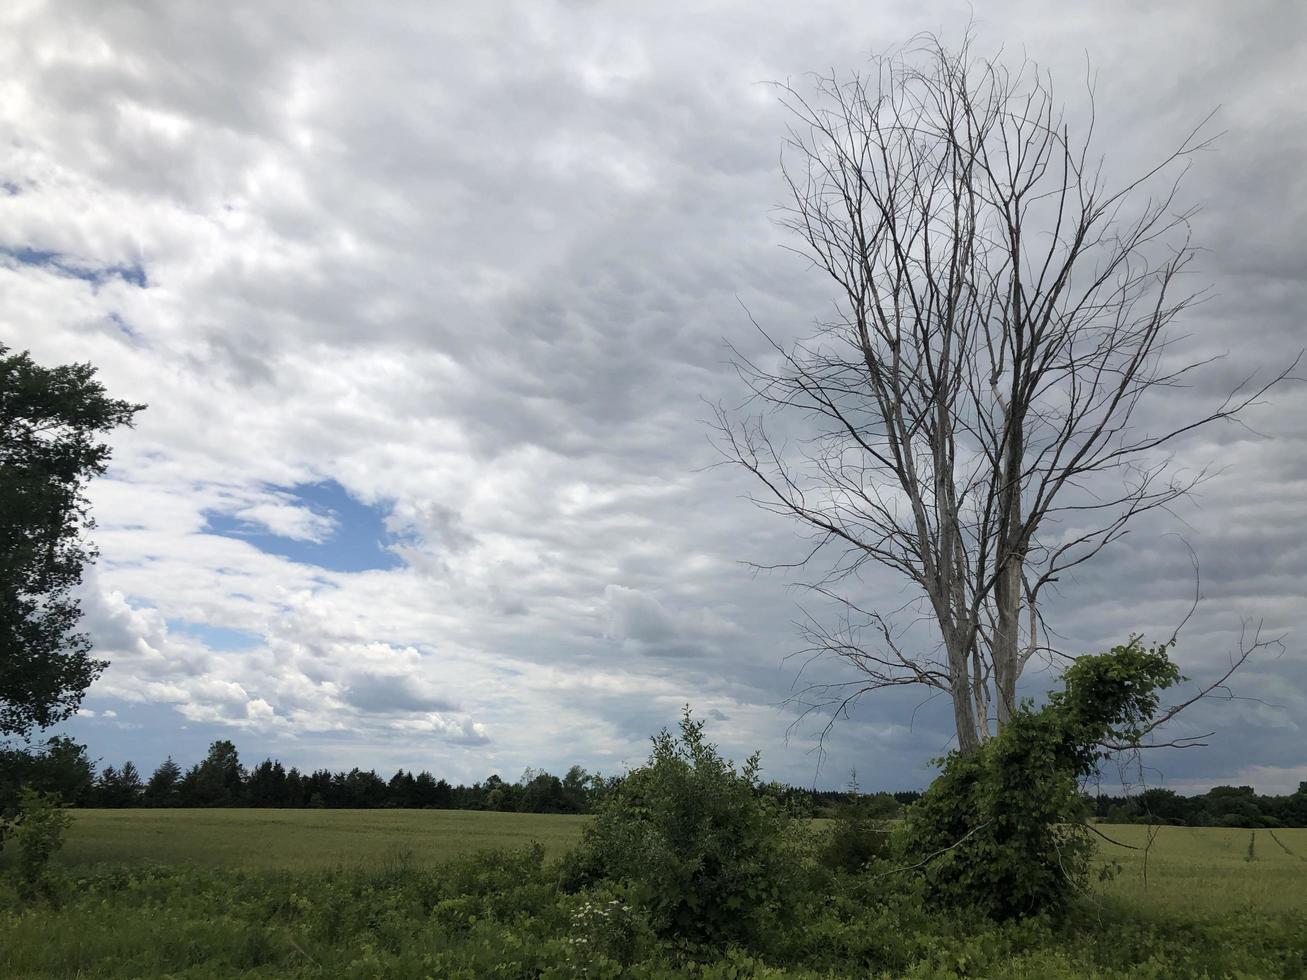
[519,771,565,813]
[412,770,438,808]
[899,638,1181,918]
[561,765,593,813]
[118,761,143,804]
[282,767,306,807]
[1205,785,1267,827]
[303,769,332,807]
[483,773,524,812]
[1,736,94,828]
[1285,782,1307,823]
[0,346,143,737]
[181,740,245,806]
[1133,787,1191,824]
[814,775,898,872]
[817,795,894,873]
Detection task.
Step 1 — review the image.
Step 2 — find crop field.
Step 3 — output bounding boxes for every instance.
[1093,823,1307,915]
[3,811,1305,978]
[13,809,1305,913]
[31,807,591,871]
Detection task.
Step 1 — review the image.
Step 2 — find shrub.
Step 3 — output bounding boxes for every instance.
[562,881,656,968]
[898,638,1180,919]
[562,707,805,949]
[2,788,72,901]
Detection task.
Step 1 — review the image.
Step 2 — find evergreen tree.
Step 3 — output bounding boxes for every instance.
[387,769,417,808]
[116,761,144,806]
[94,763,145,807]
[145,757,182,807]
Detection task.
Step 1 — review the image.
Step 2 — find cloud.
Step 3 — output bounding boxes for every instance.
[342,671,460,715]
[228,500,336,543]
[4,0,1304,790]
[604,585,677,644]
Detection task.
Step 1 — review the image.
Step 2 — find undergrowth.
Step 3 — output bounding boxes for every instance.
[2,850,1303,978]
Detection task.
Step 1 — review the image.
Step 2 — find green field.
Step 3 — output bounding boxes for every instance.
[13,809,1305,915]
[1092,822,1307,915]
[3,810,1305,978]
[27,807,591,870]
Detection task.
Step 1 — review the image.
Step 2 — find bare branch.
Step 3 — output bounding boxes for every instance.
[714,34,1295,755]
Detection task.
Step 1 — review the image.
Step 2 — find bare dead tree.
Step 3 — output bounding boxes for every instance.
[715,35,1296,755]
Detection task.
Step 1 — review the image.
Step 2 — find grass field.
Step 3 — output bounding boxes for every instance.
[1093,822,1307,915]
[2,811,1304,978]
[24,807,591,870]
[12,809,1306,915]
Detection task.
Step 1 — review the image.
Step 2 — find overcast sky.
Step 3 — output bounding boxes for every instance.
[3,1,1303,793]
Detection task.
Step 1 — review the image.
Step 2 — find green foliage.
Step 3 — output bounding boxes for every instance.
[181,739,247,806]
[816,780,895,873]
[899,638,1181,919]
[0,735,94,821]
[561,881,657,968]
[520,770,567,813]
[1093,779,1307,828]
[563,707,806,949]
[2,799,1305,976]
[94,761,144,807]
[2,787,71,901]
[144,756,183,807]
[0,346,144,738]
[0,735,92,868]
[0,844,1303,978]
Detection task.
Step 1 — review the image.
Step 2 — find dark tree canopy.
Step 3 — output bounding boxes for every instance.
[0,345,143,737]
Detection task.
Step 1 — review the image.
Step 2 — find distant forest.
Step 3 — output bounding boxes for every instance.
[4,736,1305,828]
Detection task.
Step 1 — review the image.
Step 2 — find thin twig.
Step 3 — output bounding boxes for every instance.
[869,819,994,879]
[1082,822,1141,850]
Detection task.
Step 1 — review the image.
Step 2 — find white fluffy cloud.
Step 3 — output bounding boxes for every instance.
[3,0,1304,789]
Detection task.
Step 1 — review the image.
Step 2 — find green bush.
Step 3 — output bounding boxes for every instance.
[561,881,657,968]
[562,707,806,950]
[897,638,1180,919]
[2,787,72,901]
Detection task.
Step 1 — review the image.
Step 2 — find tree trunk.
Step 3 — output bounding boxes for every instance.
[943,620,982,755]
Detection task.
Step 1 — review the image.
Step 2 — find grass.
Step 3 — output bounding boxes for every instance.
[18,807,590,870]
[1093,823,1307,915]
[27,810,1307,915]
[2,812,1304,978]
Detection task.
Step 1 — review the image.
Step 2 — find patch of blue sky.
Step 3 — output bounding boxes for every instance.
[166,620,262,652]
[0,245,147,288]
[204,479,402,574]
[56,699,261,772]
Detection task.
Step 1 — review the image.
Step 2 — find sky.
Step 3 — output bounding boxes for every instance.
[2,0,1304,794]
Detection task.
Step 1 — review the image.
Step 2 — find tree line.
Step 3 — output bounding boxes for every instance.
[5,733,1304,828]
[0,735,927,816]
[1090,784,1307,829]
